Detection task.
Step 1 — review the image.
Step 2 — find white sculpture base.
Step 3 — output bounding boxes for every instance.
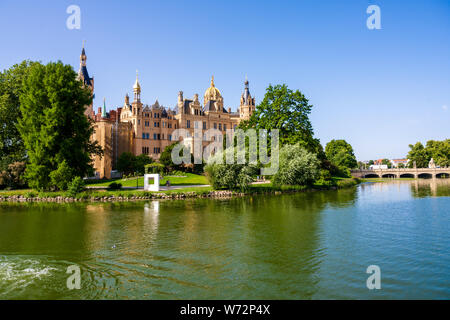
[144,174,160,191]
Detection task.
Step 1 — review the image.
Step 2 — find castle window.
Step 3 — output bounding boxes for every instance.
[146,133,149,139]
[158,134,161,140]
[203,122,206,130]
[219,123,222,131]
[142,133,145,139]
[168,134,172,141]
[153,133,157,140]
[187,120,191,128]
[224,124,227,131]
[214,123,217,129]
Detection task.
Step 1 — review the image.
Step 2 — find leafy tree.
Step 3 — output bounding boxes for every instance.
[159,142,189,172]
[117,152,136,176]
[426,140,450,167]
[17,62,102,190]
[0,161,26,189]
[407,142,430,168]
[381,159,392,168]
[325,139,358,169]
[134,154,153,175]
[240,84,321,154]
[0,61,38,167]
[272,144,320,186]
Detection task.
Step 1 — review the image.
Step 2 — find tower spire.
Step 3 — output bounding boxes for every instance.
[211,75,215,87]
[102,98,107,118]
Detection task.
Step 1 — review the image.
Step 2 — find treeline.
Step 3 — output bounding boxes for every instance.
[407,140,450,168]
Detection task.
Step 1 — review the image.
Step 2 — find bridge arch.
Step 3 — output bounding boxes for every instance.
[436,173,450,179]
[363,174,380,178]
[399,173,414,178]
[418,173,433,179]
[382,174,397,178]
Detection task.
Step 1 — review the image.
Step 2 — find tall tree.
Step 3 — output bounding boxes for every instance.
[325,139,358,169]
[17,62,102,190]
[240,84,322,155]
[426,140,450,167]
[407,142,430,168]
[0,61,37,168]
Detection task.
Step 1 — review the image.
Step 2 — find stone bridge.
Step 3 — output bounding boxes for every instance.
[351,168,450,179]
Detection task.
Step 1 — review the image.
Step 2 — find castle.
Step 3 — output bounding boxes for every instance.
[77,47,255,178]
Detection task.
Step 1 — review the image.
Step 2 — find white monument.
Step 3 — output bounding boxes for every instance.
[144,174,160,191]
[429,158,436,169]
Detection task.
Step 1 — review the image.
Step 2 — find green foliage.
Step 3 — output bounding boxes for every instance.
[159,142,190,172]
[67,176,85,197]
[315,169,335,187]
[117,152,136,175]
[0,161,27,190]
[108,182,122,190]
[117,152,153,175]
[145,162,165,174]
[425,140,450,167]
[204,148,258,191]
[17,62,102,191]
[134,154,153,175]
[49,160,73,191]
[407,142,430,168]
[272,144,320,186]
[381,159,392,168]
[325,139,358,169]
[240,84,322,154]
[0,61,38,165]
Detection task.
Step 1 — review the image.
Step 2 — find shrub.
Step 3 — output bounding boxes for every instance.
[272,144,320,186]
[67,176,85,196]
[108,182,122,190]
[315,169,335,187]
[49,160,73,191]
[145,163,165,175]
[25,191,37,198]
[204,148,258,191]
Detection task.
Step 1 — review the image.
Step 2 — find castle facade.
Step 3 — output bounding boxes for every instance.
[77,47,255,178]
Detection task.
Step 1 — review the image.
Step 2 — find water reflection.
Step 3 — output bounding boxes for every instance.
[0,181,448,299]
[411,178,450,198]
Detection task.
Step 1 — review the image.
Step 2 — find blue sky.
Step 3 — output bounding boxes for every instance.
[0,0,449,160]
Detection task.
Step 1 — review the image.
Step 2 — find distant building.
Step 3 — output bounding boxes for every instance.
[390,159,409,168]
[369,164,388,170]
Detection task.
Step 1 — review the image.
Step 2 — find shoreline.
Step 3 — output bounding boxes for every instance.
[0,178,361,203]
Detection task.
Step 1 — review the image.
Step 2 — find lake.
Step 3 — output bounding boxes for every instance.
[0,180,449,299]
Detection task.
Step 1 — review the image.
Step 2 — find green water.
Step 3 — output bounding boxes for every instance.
[0,180,449,299]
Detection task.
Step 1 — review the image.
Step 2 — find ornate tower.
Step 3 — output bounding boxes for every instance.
[239,76,255,119]
[204,75,223,112]
[133,70,141,103]
[77,41,95,118]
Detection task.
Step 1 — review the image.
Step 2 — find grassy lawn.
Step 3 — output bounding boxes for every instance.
[87,173,209,187]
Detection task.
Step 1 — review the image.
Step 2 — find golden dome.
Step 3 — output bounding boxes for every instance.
[204,75,222,103]
[133,70,141,92]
